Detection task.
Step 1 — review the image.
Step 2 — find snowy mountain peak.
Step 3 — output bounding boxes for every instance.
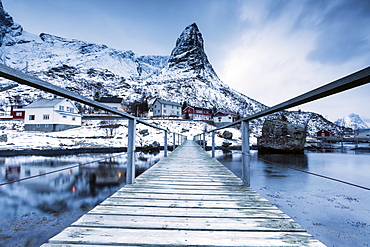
[0,1,23,46]
[334,113,369,130]
[167,23,215,75]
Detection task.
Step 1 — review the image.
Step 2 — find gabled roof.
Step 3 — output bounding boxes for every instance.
[97,97,124,103]
[25,98,66,108]
[154,99,181,107]
[214,111,237,116]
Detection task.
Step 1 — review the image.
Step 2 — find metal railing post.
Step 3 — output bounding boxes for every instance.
[212,131,215,158]
[173,133,176,151]
[242,120,250,186]
[203,133,206,149]
[127,118,136,184]
[164,131,168,157]
[177,133,180,146]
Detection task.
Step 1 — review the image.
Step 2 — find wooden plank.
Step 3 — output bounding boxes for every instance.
[88,205,291,218]
[108,191,264,201]
[101,198,273,209]
[72,214,306,231]
[44,227,324,246]
[117,187,260,195]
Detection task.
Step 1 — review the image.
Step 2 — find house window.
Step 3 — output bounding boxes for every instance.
[45,124,49,127]
[69,108,74,113]
[36,124,40,128]
[59,106,64,111]
[16,112,22,116]
[164,105,166,108]
[164,110,166,113]
[29,115,35,120]
[72,117,76,121]
[43,114,50,120]
[62,115,67,119]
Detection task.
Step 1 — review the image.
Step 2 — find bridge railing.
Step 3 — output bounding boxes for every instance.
[194,66,370,186]
[0,64,186,184]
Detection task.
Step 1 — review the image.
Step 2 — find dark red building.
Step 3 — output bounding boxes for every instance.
[182,106,212,120]
[316,130,333,137]
[10,105,26,120]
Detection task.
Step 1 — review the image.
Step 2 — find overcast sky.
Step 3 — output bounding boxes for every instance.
[3,0,370,121]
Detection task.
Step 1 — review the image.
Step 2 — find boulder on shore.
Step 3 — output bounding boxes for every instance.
[257,119,306,154]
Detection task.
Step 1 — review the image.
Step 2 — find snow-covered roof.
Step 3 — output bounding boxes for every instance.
[214,111,237,116]
[25,98,66,108]
[154,99,181,107]
[97,97,124,103]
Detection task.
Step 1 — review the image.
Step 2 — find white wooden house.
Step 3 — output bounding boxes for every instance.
[151,99,181,118]
[24,98,81,132]
[213,111,238,127]
[358,129,370,139]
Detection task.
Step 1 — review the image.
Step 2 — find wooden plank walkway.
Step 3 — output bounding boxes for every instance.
[41,140,325,246]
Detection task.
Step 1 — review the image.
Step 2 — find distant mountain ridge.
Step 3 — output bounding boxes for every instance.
[335,113,369,130]
[0,1,343,136]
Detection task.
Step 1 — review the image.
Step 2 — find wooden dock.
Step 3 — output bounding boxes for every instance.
[41,140,325,246]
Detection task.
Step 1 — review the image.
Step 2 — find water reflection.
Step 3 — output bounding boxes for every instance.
[0,151,163,216]
[212,148,370,247]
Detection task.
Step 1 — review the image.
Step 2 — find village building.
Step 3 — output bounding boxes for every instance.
[10,105,26,120]
[96,96,127,111]
[316,129,334,138]
[213,111,238,127]
[150,99,181,118]
[182,106,212,120]
[24,98,81,132]
[358,129,370,140]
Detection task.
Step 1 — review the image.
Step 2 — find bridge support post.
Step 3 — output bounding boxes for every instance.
[127,118,136,184]
[164,131,168,157]
[203,133,206,150]
[242,120,250,187]
[212,131,215,158]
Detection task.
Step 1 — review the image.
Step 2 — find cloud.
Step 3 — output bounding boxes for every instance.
[216,0,370,120]
[306,0,370,64]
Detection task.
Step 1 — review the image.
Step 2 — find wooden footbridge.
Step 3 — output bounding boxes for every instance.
[41,140,324,246]
[2,61,369,247]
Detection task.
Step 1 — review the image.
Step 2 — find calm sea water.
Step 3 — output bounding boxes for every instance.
[0,151,163,247]
[214,145,370,247]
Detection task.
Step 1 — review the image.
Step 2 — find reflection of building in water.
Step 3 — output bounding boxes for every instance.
[0,164,77,193]
[80,164,125,185]
[5,165,21,181]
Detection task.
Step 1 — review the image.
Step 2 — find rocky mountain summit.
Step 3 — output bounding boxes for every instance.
[0,1,342,135]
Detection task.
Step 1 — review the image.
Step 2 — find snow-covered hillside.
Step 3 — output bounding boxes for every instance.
[0,1,342,136]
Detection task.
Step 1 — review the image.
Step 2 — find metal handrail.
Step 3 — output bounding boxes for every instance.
[195,65,370,186]
[0,63,187,184]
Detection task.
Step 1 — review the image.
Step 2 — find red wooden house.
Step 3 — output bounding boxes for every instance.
[10,105,26,120]
[316,130,334,137]
[182,106,212,120]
